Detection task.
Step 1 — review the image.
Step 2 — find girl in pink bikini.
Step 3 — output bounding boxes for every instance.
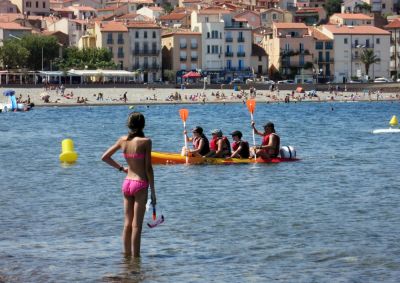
[102,112,156,257]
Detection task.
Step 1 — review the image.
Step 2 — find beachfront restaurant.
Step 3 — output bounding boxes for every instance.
[0,70,138,85]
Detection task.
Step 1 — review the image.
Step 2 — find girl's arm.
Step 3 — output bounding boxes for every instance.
[145,139,156,205]
[101,137,127,172]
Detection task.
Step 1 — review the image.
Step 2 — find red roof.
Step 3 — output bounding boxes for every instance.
[100,21,128,32]
[159,13,186,21]
[0,22,32,30]
[324,24,390,35]
[385,19,400,29]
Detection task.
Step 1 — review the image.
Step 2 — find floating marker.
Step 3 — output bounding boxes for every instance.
[59,138,78,163]
[129,105,135,109]
[389,115,398,127]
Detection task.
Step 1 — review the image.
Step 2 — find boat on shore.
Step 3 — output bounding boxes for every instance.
[151,151,299,165]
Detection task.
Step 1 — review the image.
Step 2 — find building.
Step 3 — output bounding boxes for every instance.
[68,5,97,20]
[329,13,374,26]
[310,27,334,82]
[0,22,31,45]
[251,43,268,76]
[47,18,89,46]
[128,21,162,82]
[294,7,326,25]
[321,25,390,82]
[263,22,314,82]
[233,10,260,29]
[0,0,18,13]
[384,19,400,78]
[191,8,253,83]
[137,6,164,20]
[9,0,50,15]
[159,12,190,28]
[161,30,201,82]
[259,8,292,28]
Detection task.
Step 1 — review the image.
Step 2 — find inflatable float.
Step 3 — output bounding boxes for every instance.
[372,115,400,134]
[151,146,298,165]
[0,90,33,112]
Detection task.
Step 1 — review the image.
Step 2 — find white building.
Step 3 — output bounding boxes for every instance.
[48,18,88,46]
[321,25,390,82]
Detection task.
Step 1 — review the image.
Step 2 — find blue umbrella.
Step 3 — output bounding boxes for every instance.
[3,89,15,96]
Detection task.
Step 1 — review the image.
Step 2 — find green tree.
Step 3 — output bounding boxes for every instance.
[163,69,176,82]
[54,47,116,70]
[19,34,60,70]
[324,0,342,18]
[360,49,380,78]
[162,3,174,14]
[0,39,30,69]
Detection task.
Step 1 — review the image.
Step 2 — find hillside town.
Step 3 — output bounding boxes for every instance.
[0,0,399,85]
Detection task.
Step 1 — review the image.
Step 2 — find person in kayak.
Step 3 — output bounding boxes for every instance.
[251,121,280,158]
[182,126,210,157]
[101,112,156,257]
[230,130,250,158]
[205,129,231,158]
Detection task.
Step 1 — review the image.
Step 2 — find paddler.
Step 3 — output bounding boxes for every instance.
[182,126,210,157]
[251,121,280,158]
[205,129,231,158]
[230,130,250,158]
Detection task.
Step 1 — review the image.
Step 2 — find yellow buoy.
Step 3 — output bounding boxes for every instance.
[389,115,398,127]
[59,138,78,163]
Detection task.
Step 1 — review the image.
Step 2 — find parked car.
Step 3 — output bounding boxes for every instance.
[262,80,275,85]
[348,79,362,83]
[277,80,295,84]
[374,77,393,83]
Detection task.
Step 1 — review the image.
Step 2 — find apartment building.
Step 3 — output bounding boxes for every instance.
[341,0,394,14]
[329,13,374,26]
[137,6,164,20]
[191,8,253,82]
[128,21,161,82]
[161,30,201,82]
[10,0,50,15]
[48,18,88,46]
[264,23,314,81]
[259,8,292,28]
[321,25,390,82]
[310,27,334,83]
[159,12,190,28]
[384,19,400,78]
[0,22,31,46]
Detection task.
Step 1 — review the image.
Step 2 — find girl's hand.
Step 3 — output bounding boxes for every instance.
[123,167,128,173]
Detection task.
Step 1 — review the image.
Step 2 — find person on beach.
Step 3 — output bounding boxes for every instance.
[230,131,250,159]
[101,112,156,257]
[182,126,210,157]
[251,121,280,158]
[206,129,231,158]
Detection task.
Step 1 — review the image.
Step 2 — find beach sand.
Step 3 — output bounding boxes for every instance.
[1,85,400,107]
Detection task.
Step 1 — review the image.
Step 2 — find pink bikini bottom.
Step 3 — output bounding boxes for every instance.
[122,178,148,197]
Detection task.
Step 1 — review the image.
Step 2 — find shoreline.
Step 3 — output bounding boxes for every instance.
[1,86,399,108]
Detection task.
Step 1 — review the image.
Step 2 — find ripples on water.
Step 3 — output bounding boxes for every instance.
[1,102,400,282]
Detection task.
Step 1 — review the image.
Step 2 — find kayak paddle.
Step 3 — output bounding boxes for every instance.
[179,109,189,164]
[246,99,257,162]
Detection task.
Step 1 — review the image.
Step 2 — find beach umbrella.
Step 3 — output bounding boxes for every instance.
[3,89,15,96]
[182,71,201,79]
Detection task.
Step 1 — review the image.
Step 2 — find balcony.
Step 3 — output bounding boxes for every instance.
[191,56,198,61]
[107,38,113,44]
[180,56,187,61]
[117,39,124,44]
[150,63,160,70]
[351,43,374,49]
[225,37,233,42]
[281,49,311,57]
[237,37,245,42]
[225,51,233,57]
[180,43,187,49]
[352,55,361,60]
[133,49,160,55]
[237,52,245,57]
[191,43,198,49]
[314,58,334,63]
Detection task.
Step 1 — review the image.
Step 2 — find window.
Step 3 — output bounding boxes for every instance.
[109,47,113,55]
[205,17,209,22]
[299,55,304,65]
[316,42,323,49]
[376,38,380,44]
[191,64,197,70]
[226,60,232,69]
[325,52,330,62]
[135,31,139,38]
[325,42,333,49]
[212,30,218,39]
[43,2,45,8]
[26,1,31,7]
[366,39,370,47]
[207,45,210,54]
[272,13,277,20]
[238,59,243,70]
[211,45,218,54]
[299,43,304,51]
[238,45,244,52]
[152,31,156,38]
[152,42,157,52]
[180,63,187,70]
[207,32,210,39]
[191,38,197,48]
[344,38,348,44]
[318,51,323,62]
[107,33,113,44]
[285,43,290,50]
[144,31,147,39]
[36,1,38,8]
[258,56,262,62]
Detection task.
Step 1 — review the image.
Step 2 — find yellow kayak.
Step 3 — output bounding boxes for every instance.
[151,151,299,165]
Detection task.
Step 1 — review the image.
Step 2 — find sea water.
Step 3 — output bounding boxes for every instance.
[0,102,400,282]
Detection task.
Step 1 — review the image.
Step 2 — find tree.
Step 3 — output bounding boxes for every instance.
[360,49,380,78]
[0,39,30,69]
[163,69,176,82]
[19,34,60,70]
[54,47,117,70]
[324,0,342,18]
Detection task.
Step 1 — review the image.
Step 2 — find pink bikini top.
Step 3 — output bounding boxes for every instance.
[123,153,145,159]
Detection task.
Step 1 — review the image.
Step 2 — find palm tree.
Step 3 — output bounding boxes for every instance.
[360,49,380,79]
